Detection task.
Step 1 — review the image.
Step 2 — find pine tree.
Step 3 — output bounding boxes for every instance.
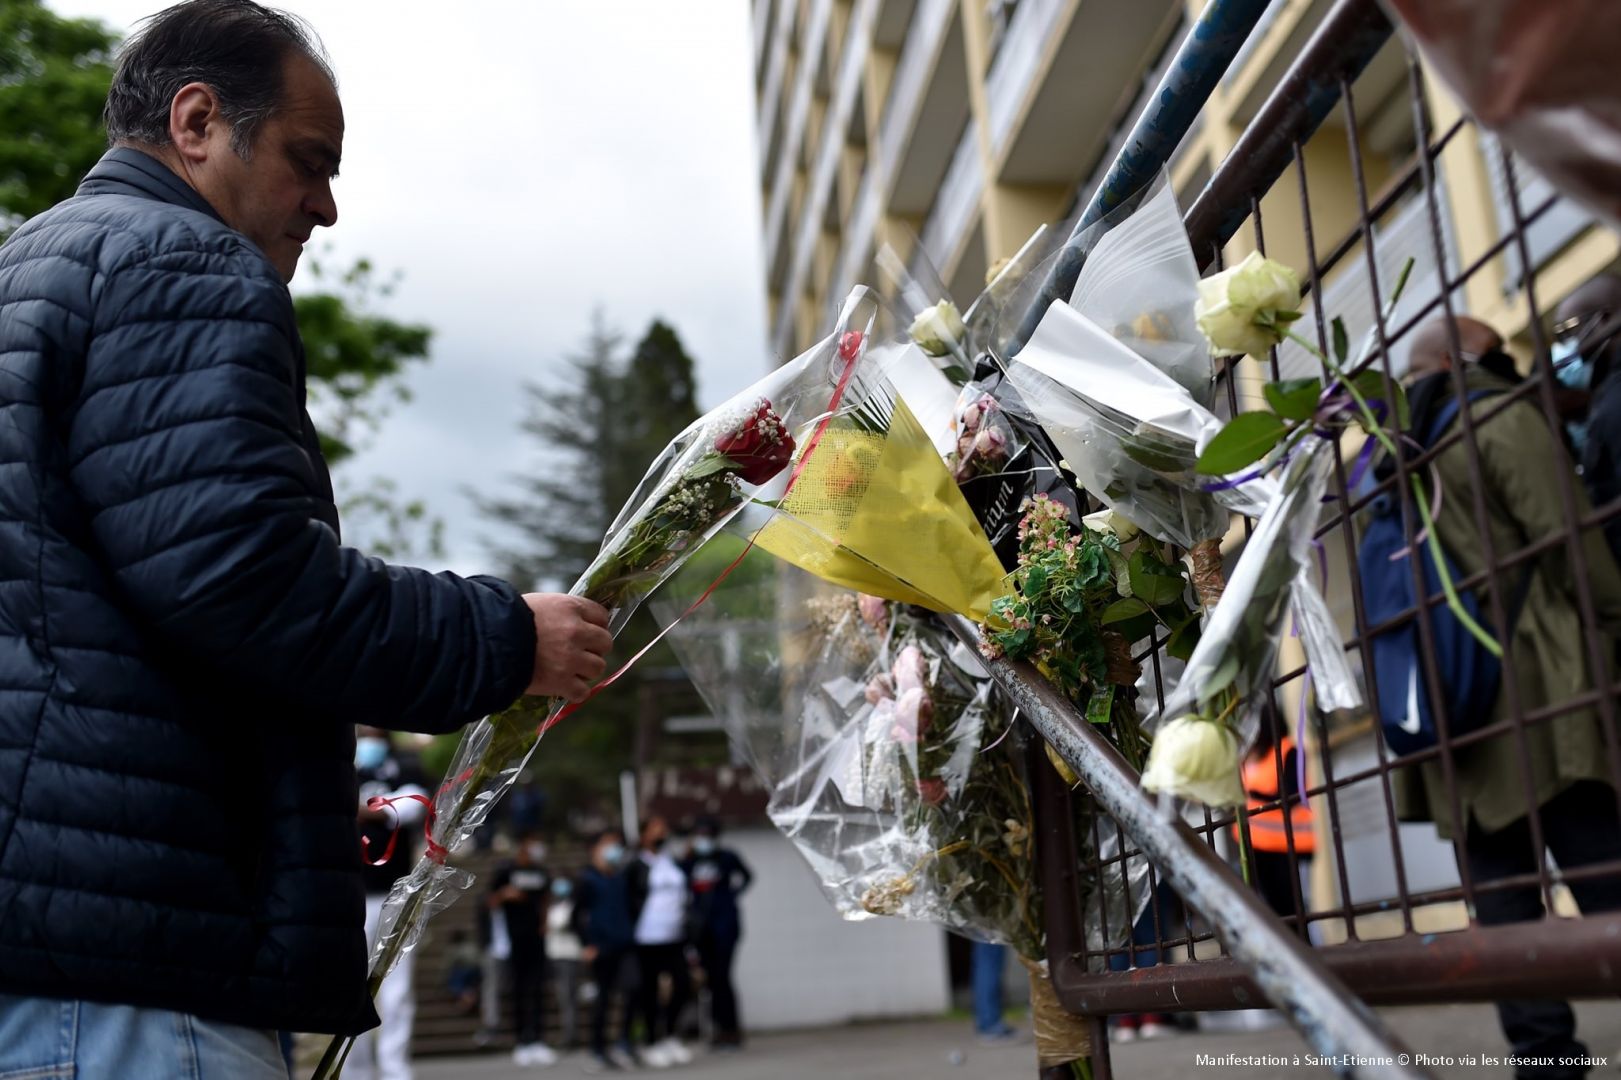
[469,317,704,817]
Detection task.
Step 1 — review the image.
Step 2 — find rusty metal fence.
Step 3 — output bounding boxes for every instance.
[968,0,1621,1075]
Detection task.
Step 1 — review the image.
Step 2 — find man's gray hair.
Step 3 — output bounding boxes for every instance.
[104,0,334,158]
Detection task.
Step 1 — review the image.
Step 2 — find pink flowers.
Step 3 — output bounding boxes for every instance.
[868,643,935,745]
[952,390,1013,482]
[715,399,795,486]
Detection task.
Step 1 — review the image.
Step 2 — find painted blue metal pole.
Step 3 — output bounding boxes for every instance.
[1006,0,1275,354]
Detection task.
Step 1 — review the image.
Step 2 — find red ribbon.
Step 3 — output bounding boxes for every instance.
[366,330,869,870]
[361,793,449,866]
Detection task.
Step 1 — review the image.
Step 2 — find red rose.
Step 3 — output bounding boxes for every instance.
[838,330,864,362]
[715,399,796,486]
[917,777,947,806]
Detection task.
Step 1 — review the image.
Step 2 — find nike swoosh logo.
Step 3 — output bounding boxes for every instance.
[1398,664,1422,735]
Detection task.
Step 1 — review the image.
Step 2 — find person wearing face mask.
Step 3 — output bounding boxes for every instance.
[680,818,754,1051]
[627,816,694,1068]
[1391,315,1621,1080]
[489,831,558,1068]
[1554,277,1621,560]
[350,727,429,1080]
[545,876,585,1051]
[575,829,639,1072]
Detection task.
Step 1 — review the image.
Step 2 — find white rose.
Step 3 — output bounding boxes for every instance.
[1139,717,1246,808]
[1194,251,1302,359]
[908,300,967,357]
[1081,508,1140,543]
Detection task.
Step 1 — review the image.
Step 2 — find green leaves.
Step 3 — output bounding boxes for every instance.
[1195,412,1287,475]
[1332,316,1350,366]
[1262,377,1323,421]
[1166,613,1202,662]
[1100,598,1150,624]
[1128,549,1187,607]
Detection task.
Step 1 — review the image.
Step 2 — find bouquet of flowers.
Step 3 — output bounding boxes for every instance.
[657,569,1142,1075]
[312,289,890,1078]
[730,334,1012,621]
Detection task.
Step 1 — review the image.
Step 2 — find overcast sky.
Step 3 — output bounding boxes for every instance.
[53,0,771,578]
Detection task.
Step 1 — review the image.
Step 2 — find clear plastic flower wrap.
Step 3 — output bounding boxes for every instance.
[312,288,892,1078]
[1148,437,1359,755]
[948,383,1025,484]
[651,563,1150,970]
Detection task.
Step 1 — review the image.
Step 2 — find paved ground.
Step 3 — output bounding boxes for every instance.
[409,1002,1621,1080]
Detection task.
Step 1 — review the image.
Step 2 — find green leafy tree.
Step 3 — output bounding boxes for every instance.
[470,317,705,816]
[0,5,443,563]
[0,0,116,239]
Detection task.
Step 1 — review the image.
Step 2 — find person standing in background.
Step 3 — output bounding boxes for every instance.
[547,877,585,1051]
[681,819,753,1050]
[629,816,694,1068]
[490,832,558,1068]
[351,728,429,1080]
[576,829,640,1073]
[1553,277,1621,560]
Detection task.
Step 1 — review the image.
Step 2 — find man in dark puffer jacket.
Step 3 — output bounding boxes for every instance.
[0,2,613,1076]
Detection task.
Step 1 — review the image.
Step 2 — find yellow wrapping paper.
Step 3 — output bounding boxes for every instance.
[754,397,1010,620]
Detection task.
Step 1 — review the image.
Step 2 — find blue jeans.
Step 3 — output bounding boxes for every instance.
[0,995,289,1080]
[970,940,1008,1035]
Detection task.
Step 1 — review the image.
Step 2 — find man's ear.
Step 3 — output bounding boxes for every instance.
[170,81,222,164]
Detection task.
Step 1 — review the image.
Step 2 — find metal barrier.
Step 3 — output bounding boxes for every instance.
[956,0,1621,1074]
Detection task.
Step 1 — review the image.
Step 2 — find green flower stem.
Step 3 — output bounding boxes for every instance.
[1235,802,1253,888]
[1279,328,1501,659]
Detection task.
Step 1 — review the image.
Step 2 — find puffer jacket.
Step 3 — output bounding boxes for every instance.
[0,148,536,1035]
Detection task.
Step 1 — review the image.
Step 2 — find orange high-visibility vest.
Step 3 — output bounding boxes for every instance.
[1238,737,1315,854]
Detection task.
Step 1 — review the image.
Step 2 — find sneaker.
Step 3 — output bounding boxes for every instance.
[975,1024,1019,1045]
[584,1053,621,1074]
[513,1045,535,1067]
[1110,1018,1140,1045]
[661,1038,693,1065]
[527,1042,560,1066]
[641,1042,674,1069]
[608,1044,640,1069]
[1137,1015,1175,1040]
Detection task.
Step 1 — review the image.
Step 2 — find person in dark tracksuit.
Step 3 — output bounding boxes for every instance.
[681,818,753,1049]
[575,829,638,1072]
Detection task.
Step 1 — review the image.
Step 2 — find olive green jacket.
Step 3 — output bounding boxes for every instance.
[1392,369,1621,840]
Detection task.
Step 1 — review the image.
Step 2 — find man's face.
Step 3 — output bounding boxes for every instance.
[193,52,343,282]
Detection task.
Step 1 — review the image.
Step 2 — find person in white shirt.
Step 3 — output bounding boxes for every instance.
[546,877,584,1050]
[629,816,693,1069]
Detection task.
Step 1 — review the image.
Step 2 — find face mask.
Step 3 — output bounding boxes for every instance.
[1553,337,1593,391]
[552,879,572,898]
[693,837,716,856]
[525,842,547,862]
[601,842,625,866]
[354,737,389,771]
